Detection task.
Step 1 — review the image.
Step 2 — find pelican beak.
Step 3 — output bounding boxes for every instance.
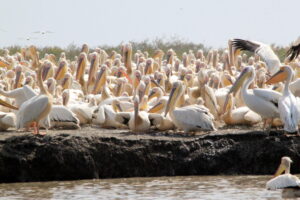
[223,94,233,114]
[266,68,287,84]
[122,71,132,84]
[229,68,250,96]
[0,60,9,68]
[42,66,50,81]
[148,90,156,101]
[76,55,86,81]
[134,99,139,127]
[225,74,233,85]
[14,70,22,89]
[62,94,67,106]
[274,163,285,177]
[88,57,96,86]
[55,61,67,80]
[224,69,250,112]
[151,79,165,94]
[61,76,69,89]
[116,102,123,112]
[138,89,144,102]
[148,101,163,113]
[134,75,141,89]
[0,99,18,110]
[165,85,178,117]
[92,68,106,94]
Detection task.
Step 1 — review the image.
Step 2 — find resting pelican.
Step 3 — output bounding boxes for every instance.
[17,65,53,135]
[0,111,16,131]
[266,157,300,198]
[92,100,127,129]
[266,66,300,133]
[221,94,261,125]
[226,66,281,130]
[232,39,280,75]
[115,96,150,132]
[165,81,216,132]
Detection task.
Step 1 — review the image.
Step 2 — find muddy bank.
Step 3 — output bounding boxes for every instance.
[0,128,299,183]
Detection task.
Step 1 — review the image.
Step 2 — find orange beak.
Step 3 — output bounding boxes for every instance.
[266,68,287,84]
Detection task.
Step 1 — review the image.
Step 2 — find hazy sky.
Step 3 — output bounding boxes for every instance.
[1,0,299,48]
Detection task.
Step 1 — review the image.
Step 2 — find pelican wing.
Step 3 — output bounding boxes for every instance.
[232,39,280,75]
[244,110,262,123]
[93,105,106,124]
[50,105,79,123]
[253,88,281,107]
[279,95,300,133]
[148,113,163,126]
[115,112,131,125]
[17,95,49,128]
[287,38,300,61]
[289,79,300,97]
[0,85,37,107]
[266,174,300,190]
[173,105,215,131]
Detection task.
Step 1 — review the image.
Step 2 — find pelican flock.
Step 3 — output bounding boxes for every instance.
[0,37,300,135]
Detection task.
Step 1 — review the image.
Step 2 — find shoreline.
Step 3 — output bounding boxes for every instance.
[0,127,299,183]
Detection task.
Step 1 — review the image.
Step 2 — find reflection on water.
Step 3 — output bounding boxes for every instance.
[0,176,282,200]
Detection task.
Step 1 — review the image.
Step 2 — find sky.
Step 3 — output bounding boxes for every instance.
[0,0,299,48]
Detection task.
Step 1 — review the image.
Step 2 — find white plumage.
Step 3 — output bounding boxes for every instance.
[232,39,280,75]
[267,174,300,190]
[16,94,51,129]
[266,157,300,190]
[171,105,215,132]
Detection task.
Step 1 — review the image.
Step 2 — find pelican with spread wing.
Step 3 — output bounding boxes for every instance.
[231,39,281,75]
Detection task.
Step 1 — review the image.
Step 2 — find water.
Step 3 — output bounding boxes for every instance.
[0,176,283,200]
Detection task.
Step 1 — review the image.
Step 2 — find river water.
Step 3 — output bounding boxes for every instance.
[0,175,284,200]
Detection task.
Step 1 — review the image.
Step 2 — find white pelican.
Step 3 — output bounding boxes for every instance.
[221,94,261,125]
[92,100,127,129]
[232,39,280,75]
[165,81,216,132]
[0,85,80,129]
[0,111,16,131]
[266,157,300,198]
[266,66,300,133]
[62,90,96,125]
[115,96,150,132]
[226,66,281,130]
[148,113,175,131]
[17,66,53,135]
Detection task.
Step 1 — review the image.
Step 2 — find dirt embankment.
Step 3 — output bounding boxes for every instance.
[0,127,299,183]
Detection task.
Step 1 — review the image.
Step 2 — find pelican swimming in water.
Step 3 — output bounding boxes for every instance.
[165,81,216,132]
[266,157,300,198]
[266,65,300,134]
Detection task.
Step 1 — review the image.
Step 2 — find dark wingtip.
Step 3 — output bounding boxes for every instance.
[286,44,300,62]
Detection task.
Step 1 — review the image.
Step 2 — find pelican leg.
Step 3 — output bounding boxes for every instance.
[36,122,46,135]
[262,118,267,131]
[33,122,38,135]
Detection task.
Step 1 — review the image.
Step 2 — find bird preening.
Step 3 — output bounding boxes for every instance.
[0,36,300,135]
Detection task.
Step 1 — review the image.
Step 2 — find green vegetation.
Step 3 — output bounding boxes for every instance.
[0,38,289,61]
